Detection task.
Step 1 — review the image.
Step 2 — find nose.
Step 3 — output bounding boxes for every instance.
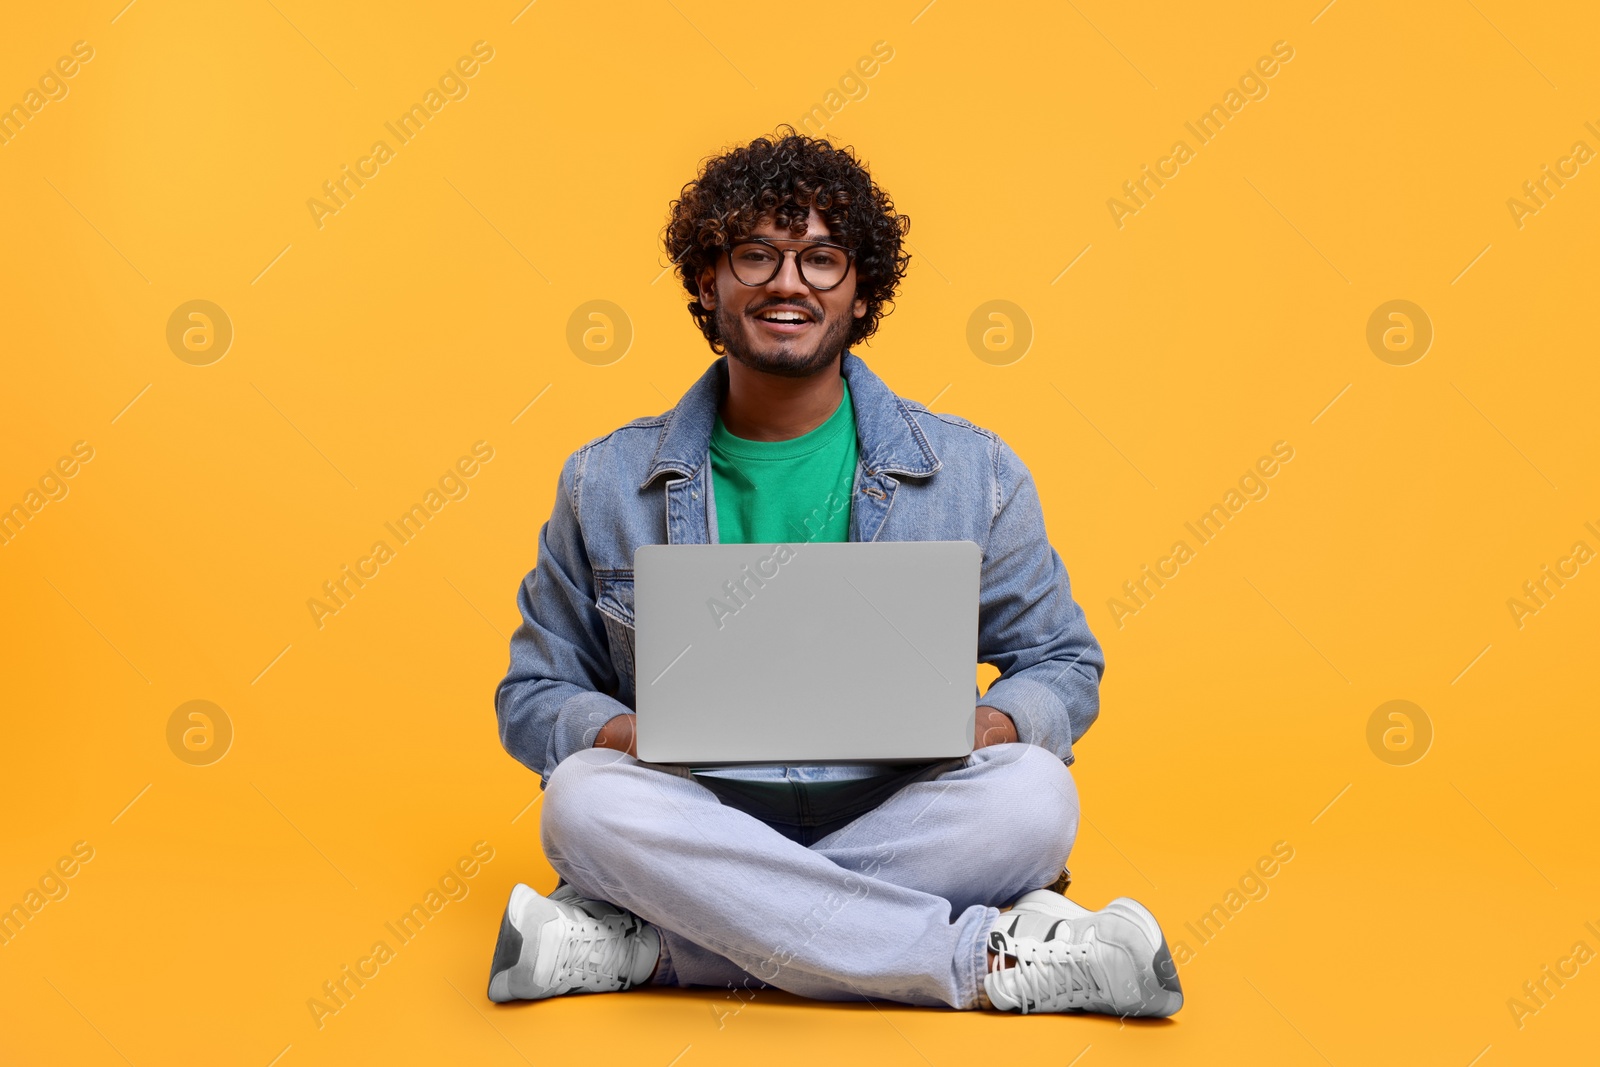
[765,248,812,298]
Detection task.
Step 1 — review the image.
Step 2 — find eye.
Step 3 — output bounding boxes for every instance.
[735,246,776,263]
[807,250,845,268]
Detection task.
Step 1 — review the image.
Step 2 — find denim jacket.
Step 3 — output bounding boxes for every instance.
[496,352,1105,790]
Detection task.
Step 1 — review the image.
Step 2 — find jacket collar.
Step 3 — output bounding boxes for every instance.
[639,351,942,488]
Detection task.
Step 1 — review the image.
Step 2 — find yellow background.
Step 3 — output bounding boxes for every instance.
[2,0,1597,1063]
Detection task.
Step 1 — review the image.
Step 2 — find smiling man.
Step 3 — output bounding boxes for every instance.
[488,128,1183,1017]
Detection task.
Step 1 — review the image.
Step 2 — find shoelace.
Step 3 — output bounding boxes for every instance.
[553,911,640,992]
[990,932,1107,1014]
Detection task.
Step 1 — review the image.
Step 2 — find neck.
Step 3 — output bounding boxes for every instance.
[718,353,844,441]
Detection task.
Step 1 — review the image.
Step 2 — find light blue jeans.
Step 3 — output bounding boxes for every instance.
[538,742,1080,1009]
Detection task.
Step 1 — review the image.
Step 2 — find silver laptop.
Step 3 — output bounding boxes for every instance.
[633,540,981,764]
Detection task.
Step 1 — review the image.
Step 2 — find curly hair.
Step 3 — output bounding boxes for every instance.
[663,126,911,353]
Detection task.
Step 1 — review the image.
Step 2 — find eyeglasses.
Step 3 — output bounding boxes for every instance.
[724,237,855,291]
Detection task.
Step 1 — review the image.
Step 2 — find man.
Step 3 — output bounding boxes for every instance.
[488,129,1183,1017]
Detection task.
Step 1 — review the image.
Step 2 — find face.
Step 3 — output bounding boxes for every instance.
[698,207,868,378]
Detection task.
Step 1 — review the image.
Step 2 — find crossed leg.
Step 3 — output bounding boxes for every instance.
[539,742,1079,1009]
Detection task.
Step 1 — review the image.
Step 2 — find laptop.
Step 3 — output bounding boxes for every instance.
[633,540,982,764]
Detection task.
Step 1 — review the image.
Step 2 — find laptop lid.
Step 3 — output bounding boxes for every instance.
[633,540,981,764]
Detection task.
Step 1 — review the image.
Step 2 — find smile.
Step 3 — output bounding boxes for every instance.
[752,308,815,334]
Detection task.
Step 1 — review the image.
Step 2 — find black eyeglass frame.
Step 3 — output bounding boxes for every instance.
[721,237,858,291]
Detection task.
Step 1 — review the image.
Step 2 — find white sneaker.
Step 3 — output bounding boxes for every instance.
[983,890,1183,1017]
[486,883,660,1003]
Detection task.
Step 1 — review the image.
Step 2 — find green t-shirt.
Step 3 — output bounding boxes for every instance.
[709,377,857,545]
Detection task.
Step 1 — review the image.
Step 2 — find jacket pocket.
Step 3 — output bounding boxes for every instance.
[593,568,636,704]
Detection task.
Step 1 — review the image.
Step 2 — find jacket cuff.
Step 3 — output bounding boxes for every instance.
[547,691,631,786]
[979,675,1074,765]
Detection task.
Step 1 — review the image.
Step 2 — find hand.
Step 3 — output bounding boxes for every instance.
[974,706,1018,750]
[594,713,638,757]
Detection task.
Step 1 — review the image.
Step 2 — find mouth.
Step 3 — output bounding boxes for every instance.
[750,306,816,335]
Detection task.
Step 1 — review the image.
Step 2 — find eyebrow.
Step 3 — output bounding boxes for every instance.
[736,234,842,245]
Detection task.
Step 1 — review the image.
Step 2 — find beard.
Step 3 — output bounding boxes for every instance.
[715,299,853,379]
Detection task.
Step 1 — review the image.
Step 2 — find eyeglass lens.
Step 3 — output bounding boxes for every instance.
[728,241,850,289]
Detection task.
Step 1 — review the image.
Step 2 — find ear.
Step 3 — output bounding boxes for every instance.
[698,265,718,309]
[852,292,867,319]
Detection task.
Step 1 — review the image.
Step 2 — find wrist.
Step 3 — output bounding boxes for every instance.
[975,706,1018,747]
[594,712,635,752]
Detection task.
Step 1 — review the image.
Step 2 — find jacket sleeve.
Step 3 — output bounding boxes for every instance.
[495,449,633,789]
[973,434,1105,765]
